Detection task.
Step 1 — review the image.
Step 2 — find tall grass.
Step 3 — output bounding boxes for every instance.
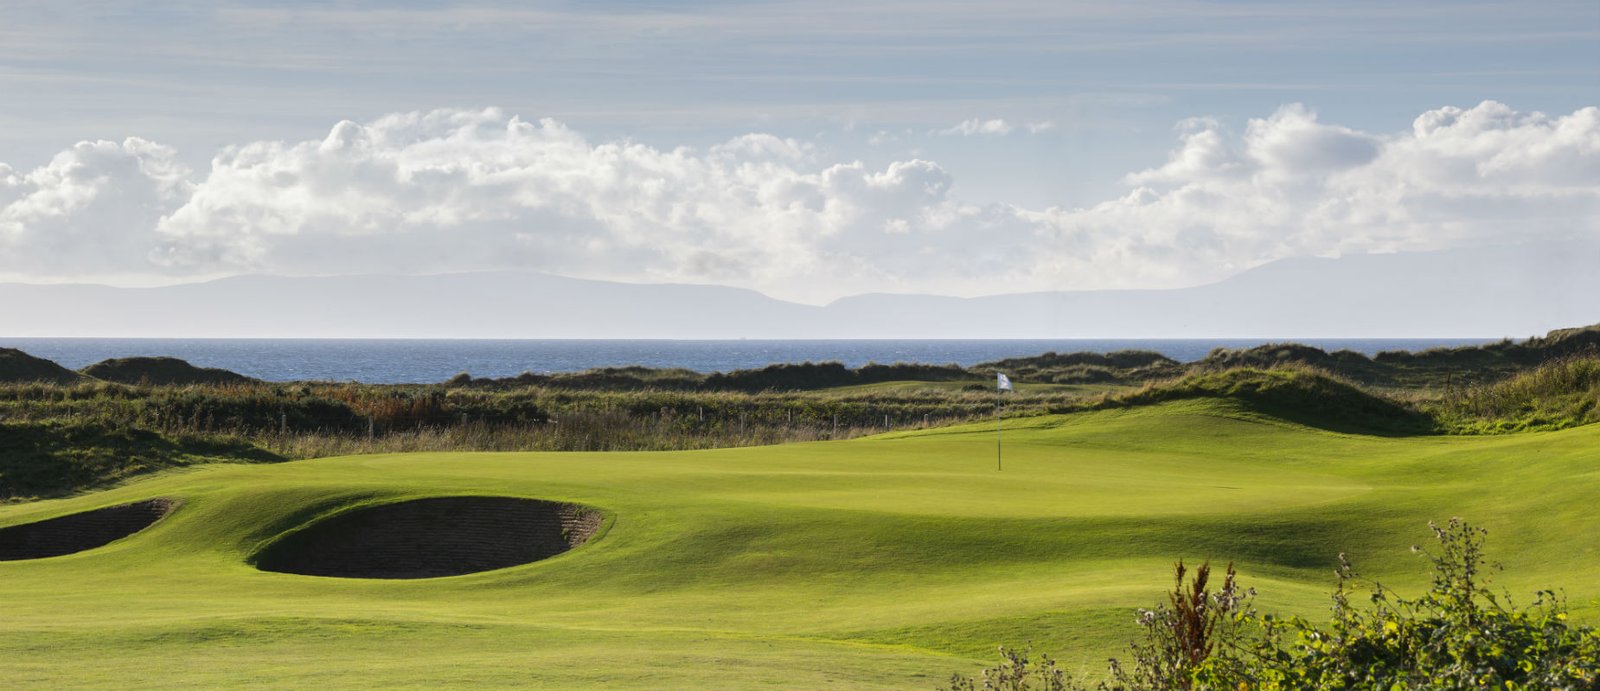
[1434,355,1600,433]
[1056,364,1438,435]
[0,380,1092,497]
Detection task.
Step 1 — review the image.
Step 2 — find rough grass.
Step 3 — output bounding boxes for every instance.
[1072,365,1437,435]
[1434,356,1600,433]
[0,348,84,385]
[0,421,279,500]
[0,380,1105,499]
[2,400,1600,688]
[79,356,258,386]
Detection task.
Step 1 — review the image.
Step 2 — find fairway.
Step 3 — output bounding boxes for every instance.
[4,399,1599,689]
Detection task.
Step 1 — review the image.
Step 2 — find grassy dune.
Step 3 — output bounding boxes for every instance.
[2,399,1599,688]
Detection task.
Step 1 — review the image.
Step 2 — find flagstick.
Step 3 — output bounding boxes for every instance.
[996,389,1002,472]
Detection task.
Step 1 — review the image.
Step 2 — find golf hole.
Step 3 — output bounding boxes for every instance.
[253,496,604,579]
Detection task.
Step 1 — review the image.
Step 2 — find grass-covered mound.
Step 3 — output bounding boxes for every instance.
[1194,342,1384,378]
[972,350,1179,384]
[79,356,257,386]
[454,361,980,392]
[0,348,83,384]
[0,421,279,500]
[1436,356,1600,433]
[1095,366,1436,435]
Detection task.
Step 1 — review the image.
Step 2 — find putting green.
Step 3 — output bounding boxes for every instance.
[2,398,1598,689]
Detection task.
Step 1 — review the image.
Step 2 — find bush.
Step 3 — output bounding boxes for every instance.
[943,519,1600,690]
[941,647,1073,691]
[1236,519,1600,689]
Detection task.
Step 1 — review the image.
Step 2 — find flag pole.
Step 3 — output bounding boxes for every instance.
[995,372,1010,471]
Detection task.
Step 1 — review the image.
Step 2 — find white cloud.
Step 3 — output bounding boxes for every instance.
[938,118,1015,136]
[1039,101,1600,288]
[0,138,191,280]
[0,101,1595,302]
[934,118,1055,137]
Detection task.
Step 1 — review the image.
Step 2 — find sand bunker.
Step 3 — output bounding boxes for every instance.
[253,496,603,579]
[0,499,177,560]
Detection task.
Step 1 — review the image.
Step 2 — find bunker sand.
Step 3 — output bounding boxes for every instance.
[0,498,176,560]
[253,496,602,579]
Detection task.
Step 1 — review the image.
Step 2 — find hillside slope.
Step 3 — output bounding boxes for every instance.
[0,348,84,384]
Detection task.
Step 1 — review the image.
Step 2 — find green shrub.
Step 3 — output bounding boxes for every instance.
[944,519,1600,690]
[1233,519,1600,689]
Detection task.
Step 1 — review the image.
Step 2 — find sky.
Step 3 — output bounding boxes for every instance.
[0,0,1596,304]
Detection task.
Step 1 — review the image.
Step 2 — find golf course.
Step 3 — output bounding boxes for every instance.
[3,393,1598,689]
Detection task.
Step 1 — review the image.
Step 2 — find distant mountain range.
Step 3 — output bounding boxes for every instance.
[2,243,1596,338]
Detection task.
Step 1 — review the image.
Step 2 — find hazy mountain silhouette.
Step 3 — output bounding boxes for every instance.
[3,243,1595,338]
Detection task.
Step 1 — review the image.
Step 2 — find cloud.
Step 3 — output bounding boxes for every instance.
[0,138,192,280]
[935,118,1055,137]
[1039,101,1600,287]
[938,118,1015,136]
[0,101,1595,302]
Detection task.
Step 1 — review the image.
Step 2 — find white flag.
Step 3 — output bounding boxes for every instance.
[997,373,1013,392]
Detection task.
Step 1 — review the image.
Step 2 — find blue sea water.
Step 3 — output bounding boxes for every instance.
[0,338,1499,384]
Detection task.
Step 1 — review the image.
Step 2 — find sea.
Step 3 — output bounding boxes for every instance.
[1,338,1499,384]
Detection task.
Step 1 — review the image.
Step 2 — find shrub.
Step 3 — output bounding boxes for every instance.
[944,519,1600,690]
[941,647,1073,691]
[1237,519,1600,689]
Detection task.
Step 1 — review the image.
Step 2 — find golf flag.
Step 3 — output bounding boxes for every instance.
[997,372,1013,392]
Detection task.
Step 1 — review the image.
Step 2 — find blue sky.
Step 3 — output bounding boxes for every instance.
[0,1,1596,301]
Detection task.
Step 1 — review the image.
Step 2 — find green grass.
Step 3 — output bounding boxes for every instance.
[3,399,1600,689]
[818,379,1129,396]
[1434,355,1600,433]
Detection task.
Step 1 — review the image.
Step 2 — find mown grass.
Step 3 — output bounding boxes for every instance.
[1,398,1599,688]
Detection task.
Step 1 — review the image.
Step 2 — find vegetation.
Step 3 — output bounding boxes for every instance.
[1078,365,1437,435]
[447,360,981,392]
[0,420,277,499]
[78,356,258,386]
[945,519,1600,689]
[0,347,84,385]
[8,332,1600,498]
[4,399,1600,688]
[1434,355,1600,433]
[969,350,1179,385]
[0,376,1092,499]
